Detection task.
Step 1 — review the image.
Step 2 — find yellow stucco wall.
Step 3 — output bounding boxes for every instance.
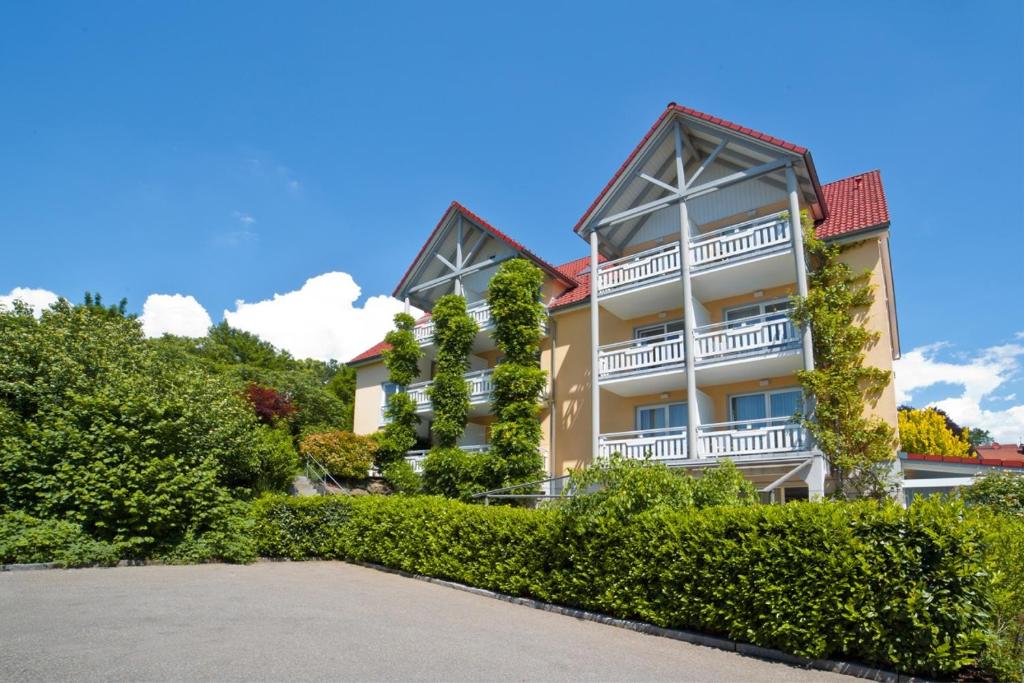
[834,236,899,429]
[353,360,389,436]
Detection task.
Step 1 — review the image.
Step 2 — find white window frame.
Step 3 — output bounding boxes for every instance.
[723,298,790,325]
[634,400,688,434]
[634,318,685,340]
[727,387,803,424]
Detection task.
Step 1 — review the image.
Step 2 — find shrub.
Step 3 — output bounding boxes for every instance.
[961,470,1024,516]
[379,312,422,468]
[561,456,757,522]
[244,382,297,425]
[154,501,258,564]
[975,512,1024,681]
[0,512,119,567]
[421,446,497,500]
[381,459,422,495]
[253,425,301,492]
[898,407,973,458]
[299,430,376,480]
[252,494,1002,677]
[428,295,477,448]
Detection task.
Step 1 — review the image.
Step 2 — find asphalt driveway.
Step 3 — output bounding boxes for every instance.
[0,561,851,682]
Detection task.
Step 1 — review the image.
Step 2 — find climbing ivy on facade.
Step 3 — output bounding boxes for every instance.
[789,212,897,499]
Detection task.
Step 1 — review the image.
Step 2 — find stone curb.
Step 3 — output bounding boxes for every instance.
[349,560,934,683]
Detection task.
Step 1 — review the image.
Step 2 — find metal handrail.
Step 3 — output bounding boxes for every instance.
[303,452,346,495]
[407,367,494,391]
[470,474,574,505]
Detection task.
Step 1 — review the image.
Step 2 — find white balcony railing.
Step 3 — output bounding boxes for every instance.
[405,445,490,473]
[413,302,494,344]
[598,330,686,379]
[598,428,688,460]
[597,313,799,382]
[598,418,809,461]
[694,312,800,363]
[595,213,791,296]
[689,213,790,270]
[697,417,809,458]
[406,368,495,413]
[596,242,680,294]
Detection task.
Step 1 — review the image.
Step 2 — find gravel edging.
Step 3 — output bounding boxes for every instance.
[347,560,935,683]
[1,557,936,683]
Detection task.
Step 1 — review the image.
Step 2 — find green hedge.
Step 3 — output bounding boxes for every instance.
[251,494,1018,678]
[0,512,120,567]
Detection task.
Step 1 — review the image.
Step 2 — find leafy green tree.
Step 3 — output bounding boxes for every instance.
[961,471,1024,516]
[967,428,994,448]
[487,259,547,488]
[0,300,291,556]
[422,296,481,496]
[81,291,131,319]
[428,295,478,447]
[376,312,422,467]
[789,213,897,499]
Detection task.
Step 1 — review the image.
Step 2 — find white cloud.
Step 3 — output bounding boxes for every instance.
[233,211,256,225]
[224,272,416,362]
[895,340,1024,444]
[0,287,60,317]
[140,294,213,338]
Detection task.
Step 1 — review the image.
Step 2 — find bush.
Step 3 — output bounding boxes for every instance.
[961,470,1024,516]
[562,456,757,522]
[154,501,258,564]
[381,459,422,495]
[299,430,376,480]
[251,494,1006,678]
[0,512,119,567]
[421,446,497,500]
[975,512,1024,681]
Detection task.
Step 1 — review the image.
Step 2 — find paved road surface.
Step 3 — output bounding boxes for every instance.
[0,561,850,681]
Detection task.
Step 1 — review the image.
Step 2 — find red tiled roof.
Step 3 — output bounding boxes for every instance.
[815,170,889,239]
[905,451,1024,469]
[393,201,574,298]
[349,340,390,364]
[572,103,815,235]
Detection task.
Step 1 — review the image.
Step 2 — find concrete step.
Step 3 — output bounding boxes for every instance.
[290,475,320,497]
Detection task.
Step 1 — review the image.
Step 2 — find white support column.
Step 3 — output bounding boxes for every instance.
[804,455,826,501]
[674,123,700,459]
[589,230,602,461]
[786,164,814,374]
[404,297,410,315]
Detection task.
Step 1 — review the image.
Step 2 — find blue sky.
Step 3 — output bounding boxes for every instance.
[1,1,1023,440]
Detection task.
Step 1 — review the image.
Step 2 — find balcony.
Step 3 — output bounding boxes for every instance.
[595,213,795,317]
[597,312,802,394]
[406,368,495,416]
[404,445,490,473]
[413,301,494,345]
[597,331,686,396]
[597,418,810,462]
[693,312,802,386]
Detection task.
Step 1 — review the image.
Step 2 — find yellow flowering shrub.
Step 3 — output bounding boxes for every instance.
[898,408,972,457]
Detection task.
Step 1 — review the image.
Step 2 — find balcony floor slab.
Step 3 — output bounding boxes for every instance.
[695,348,802,386]
[599,366,686,397]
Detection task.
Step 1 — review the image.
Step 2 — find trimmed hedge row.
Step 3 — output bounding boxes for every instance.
[251,495,1018,678]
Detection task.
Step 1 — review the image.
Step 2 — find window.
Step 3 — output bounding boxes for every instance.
[634,319,684,340]
[636,402,687,436]
[724,299,790,326]
[729,388,802,427]
[381,382,399,406]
